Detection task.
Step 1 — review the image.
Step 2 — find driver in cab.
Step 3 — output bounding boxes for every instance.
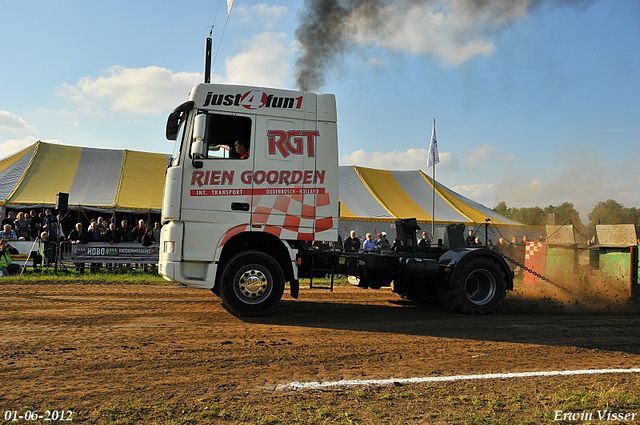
[234,140,249,159]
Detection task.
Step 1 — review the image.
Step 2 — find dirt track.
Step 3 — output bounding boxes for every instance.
[1,281,639,424]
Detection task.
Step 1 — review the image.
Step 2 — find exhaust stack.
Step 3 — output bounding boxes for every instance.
[204,37,212,83]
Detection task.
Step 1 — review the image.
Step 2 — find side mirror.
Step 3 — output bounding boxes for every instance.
[191,114,207,169]
[192,140,204,157]
[193,114,207,142]
[191,140,204,169]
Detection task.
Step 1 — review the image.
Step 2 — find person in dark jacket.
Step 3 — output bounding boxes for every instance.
[67,223,87,274]
[133,220,148,243]
[104,223,122,244]
[343,230,360,252]
[141,228,155,247]
[466,230,475,246]
[0,239,20,276]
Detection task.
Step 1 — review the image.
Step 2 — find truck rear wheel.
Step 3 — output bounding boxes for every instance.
[436,257,506,314]
[218,251,285,316]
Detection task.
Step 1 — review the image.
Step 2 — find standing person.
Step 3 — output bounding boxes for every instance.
[497,237,509,255]
[509,236,519,257]
[152,222,161,243]
[95,217,107,240]
[362,233,378,252]
[133,219,147,243]
[343,230,360,252]
[55,214,66,241]
[87,219,102,242]
[466,230,475,246]
[141,228,156,247]
[14,212,30,240]
[509,236,522,273]
[104,223,122,244]
[40,231,56,265]
[1,211,16,229]
[68,223,87,274]
[42,209,58,243]
[418,231,431,247]
[29,210,42,240]
[0,239,20,277]
[119,220,132,242]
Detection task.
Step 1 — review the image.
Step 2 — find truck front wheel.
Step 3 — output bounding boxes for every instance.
[218,251,285,316]
[436,257,506,314]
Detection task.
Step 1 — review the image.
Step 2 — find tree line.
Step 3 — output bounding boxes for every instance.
[492,199,640,231]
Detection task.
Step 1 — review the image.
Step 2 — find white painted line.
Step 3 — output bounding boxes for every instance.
[275,368,640,391]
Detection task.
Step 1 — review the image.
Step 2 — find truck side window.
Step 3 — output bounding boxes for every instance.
[193,113,252,160]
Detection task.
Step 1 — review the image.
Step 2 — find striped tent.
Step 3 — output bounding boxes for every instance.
[338,165,535,241]
[1,142,534,240]
[0,141,169,213]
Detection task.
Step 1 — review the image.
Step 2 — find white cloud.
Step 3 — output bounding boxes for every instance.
[35,108,78,119]
[235,3,288,28]
[340,148,459,171]
[0,111,38,133]
[452,183,498,203]
[345,0,530,65]
[223,32,294,88]
[495,175,640,220]
[56,66,203,115]
[465,144,497,163]
[335,141,640,219]
[56,31,294,114]
[463,144,514,171]
[0,136,61,160]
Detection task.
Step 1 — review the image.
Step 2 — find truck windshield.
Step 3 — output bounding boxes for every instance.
[170,116,187,167]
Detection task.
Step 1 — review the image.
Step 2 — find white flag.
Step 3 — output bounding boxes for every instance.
[427,120,439,168]
[227,0,234,16]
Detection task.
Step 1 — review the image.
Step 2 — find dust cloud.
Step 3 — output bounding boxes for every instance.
[503,273,639,315]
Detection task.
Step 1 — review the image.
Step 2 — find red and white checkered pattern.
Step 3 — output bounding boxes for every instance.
[525,242,543,260]
[218,186,335,247]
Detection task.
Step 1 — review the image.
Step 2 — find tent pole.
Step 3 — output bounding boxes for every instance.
[432,162,436,238]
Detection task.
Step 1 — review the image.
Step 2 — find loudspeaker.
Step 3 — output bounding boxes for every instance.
[56,192,69,211]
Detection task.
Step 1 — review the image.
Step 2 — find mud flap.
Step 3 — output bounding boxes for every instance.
[290,279,299,299]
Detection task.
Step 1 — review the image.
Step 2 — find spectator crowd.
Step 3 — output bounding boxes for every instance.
[1,209,162,275]
[332,227,537,267]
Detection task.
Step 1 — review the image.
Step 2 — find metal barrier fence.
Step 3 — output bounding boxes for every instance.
[6,239,159,272]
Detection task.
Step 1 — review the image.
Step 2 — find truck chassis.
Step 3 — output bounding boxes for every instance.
[216,220,513,316]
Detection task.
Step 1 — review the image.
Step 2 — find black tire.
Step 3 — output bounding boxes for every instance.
[218,251,285,316]
[436,257,506,314]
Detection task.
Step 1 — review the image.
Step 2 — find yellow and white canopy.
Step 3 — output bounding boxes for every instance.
[339,165,524,228]
[1,142,526,230]
[0,141,169,212]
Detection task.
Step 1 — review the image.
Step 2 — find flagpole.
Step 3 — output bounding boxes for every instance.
[431,119,436,238]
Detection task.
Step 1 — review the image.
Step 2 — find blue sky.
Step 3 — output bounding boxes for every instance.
[1,0,639,220]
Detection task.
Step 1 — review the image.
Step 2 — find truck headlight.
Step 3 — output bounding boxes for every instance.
[164,241,175,254]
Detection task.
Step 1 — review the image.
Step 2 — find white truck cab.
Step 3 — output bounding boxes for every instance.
[159,84,339,315]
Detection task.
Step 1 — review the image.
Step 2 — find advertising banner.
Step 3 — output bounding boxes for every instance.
[64,242,159,264]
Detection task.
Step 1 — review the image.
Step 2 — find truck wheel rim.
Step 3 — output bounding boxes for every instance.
[234,266,272,304]
[464,268,497,306]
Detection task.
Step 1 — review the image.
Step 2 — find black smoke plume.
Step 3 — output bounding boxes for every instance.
[294,0,597,92]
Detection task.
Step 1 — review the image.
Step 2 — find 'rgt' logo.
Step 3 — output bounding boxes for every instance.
[268,130,319,158]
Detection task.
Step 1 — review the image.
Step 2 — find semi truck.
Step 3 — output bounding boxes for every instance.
[159,83,513,316]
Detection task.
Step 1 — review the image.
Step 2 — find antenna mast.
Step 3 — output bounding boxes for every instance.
[204,27,212,83]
